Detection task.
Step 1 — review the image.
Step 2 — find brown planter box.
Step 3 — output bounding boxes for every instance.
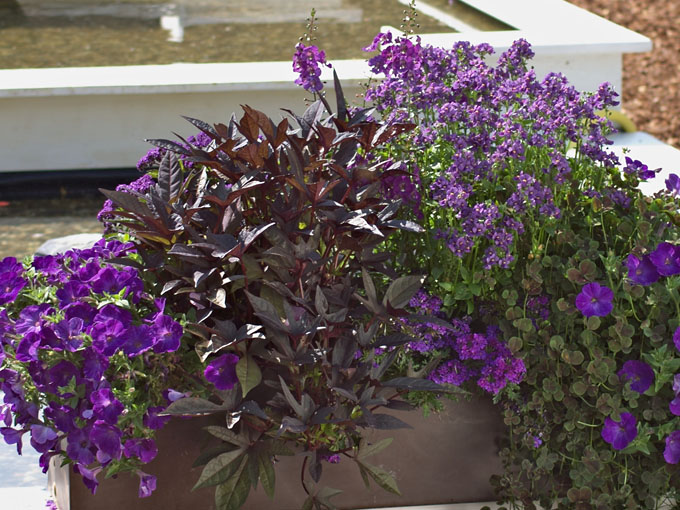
[48,397,504,510]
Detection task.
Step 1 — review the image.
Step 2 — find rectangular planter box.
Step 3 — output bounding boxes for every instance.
[48,397,505,510]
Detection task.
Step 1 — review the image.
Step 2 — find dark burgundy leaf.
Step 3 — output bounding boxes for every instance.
[145,138,192,156]
[182,115,219,138]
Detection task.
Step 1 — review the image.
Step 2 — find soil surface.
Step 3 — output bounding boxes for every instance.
[568,0,680,148]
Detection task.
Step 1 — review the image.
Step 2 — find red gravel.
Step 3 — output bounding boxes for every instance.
[568,0,680,148]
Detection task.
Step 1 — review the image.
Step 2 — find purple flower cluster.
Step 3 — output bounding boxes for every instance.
[623,156,658,181]
[403,291,525,394]
[365,35,619,273]
[97,174,154,224]
[292,43,331,94]
[0,240,184,497]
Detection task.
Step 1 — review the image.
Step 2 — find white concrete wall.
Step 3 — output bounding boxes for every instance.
[0,0,652,173]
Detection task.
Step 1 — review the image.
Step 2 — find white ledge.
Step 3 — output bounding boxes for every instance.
[0,0,650,99]
[0,60,370,98]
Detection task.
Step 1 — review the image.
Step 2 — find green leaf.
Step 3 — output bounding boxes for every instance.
[561,350,585,366]
[257,452,276,499]
[586,316,601,330]
[214,456,251,510]
[316,486,343,507]
[357,437,393,461]
[383,275,424,309]
[514,318,534,333]
[193,449,246,490]
[357,464,371,489]
[302,496,314,510]
[236,355,262,397]
[161,397,227,416]
[357,461,401,495]
[204,426,249,447]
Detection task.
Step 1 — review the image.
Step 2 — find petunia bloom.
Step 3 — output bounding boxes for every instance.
[204,353,240,390]
[575,282,614,317]
[625,254,660,286]
[674,327,680,353]
[617,360,654,393]
[664,431,680,464]
[137,471,157,498]
[601,412,637,450]
[649,242,680,276]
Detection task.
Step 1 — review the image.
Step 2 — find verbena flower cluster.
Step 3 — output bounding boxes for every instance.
[0,239,192,498]
[366,33,618,279]
[402,290,525,395]
[363,33,680,508]
[292,43,331,94]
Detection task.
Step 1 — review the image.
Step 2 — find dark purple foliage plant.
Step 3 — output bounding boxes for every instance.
[96,72,456,510]
[362,31,680,508]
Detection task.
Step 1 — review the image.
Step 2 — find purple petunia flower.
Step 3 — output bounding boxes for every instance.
[143,407,171,430]
[151,314,183,354]
[204,353,240,390]
[123,438,158,464]
[649,242,680,276]
[625,254,660,286]
[90,388,124,426]
[617,360,654,393]
[66,428,96,466]
[90,421,122,464]
[670,396,680,416]
[674,327,680,352]
[74,464,100,494]
[137,471,157,498]
[1,427,25,454]
[664,430,680,464]
[121,324,154,357]
[601,412,637,450]
[575,282,614,317]
[0,272,27,305]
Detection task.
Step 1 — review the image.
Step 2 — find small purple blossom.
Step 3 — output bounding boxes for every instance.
[575,282,614,317]
[143,407,171,430]
[664,431,680,464]
[617,360,654,394]
[625,254,660,286]
[649,242,680,276]
[623,156,657,180]
[666,173,680,195]
[124,438,158,464]
[137,471,157,498]
[601,412,637,450]
[204,353,240,390]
